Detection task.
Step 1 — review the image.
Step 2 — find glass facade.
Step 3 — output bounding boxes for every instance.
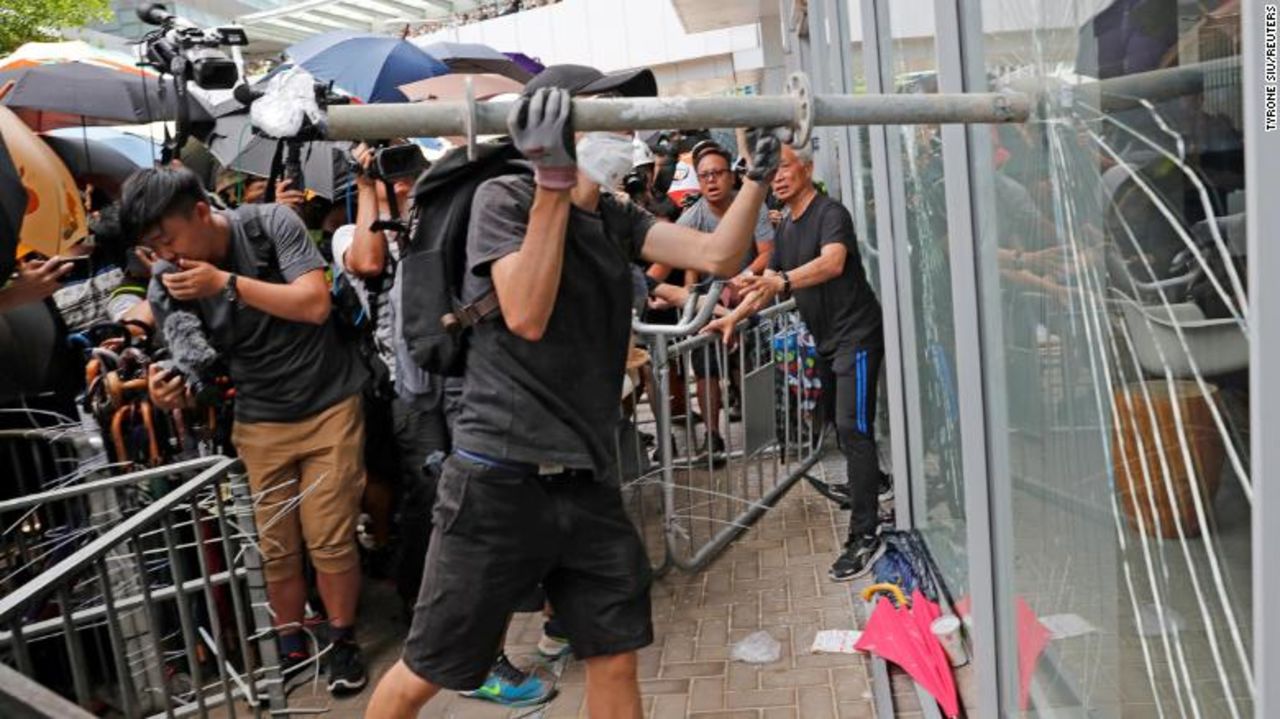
[975,1,1252,714]
[884,7,970,598]
[805,0,1255,714]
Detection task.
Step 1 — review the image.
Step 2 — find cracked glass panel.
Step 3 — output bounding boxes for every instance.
[975,0,1251,715]
[884,4,972,602]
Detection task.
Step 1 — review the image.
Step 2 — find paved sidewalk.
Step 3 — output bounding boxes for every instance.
[288,477,881,718]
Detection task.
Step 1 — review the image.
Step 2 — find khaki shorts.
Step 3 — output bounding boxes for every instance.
[232,395,366,583]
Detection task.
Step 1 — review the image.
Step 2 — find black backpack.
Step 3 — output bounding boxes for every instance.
[400,141,531,376]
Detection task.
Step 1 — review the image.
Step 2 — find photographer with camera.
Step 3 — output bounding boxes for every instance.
[330,141,451,617]
[132,165,372,696]
[623,139,680,222]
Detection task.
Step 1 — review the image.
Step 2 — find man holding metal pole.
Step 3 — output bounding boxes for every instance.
[367,63,784,718]
[705,141,888,582]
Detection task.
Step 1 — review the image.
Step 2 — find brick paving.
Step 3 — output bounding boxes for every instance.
[284,477,883,718]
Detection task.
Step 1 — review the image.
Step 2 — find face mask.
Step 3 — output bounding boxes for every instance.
[576,133,635,189]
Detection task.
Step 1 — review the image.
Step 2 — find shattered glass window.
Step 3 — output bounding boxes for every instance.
[975,0,1251,714]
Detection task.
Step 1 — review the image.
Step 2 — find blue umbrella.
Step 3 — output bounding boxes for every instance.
[285,31,450,103]
[45,127,159,168]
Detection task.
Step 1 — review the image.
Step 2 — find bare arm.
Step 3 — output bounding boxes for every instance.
[745,240,774,276]
[738,244,846,304]
[701,286,770,344]
[236,269,332,325]
[786,242,845,289]
[345,184,388,278]
[640,178,768,277]
[647,263,674,281]
[489,187,572,341]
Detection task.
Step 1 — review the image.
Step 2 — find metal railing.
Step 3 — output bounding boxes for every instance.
[0,456,283,718]
[624,292,830,572]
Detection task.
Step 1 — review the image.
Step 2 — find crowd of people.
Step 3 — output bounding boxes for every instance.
[406,0,562,37]
[2,62,889,716]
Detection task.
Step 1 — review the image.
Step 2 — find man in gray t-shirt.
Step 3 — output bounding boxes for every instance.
[668,141,774,458]
[132,166,371,695]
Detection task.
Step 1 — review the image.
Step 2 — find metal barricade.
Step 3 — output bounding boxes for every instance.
[628,288,828,572]
[0,456,284,718]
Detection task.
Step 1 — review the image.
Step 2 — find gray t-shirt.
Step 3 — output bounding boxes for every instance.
[677,194,773,275]
[453,175,655,478]
[150,204,367,423]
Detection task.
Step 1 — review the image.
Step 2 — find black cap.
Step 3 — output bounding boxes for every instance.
[524,64,658,98]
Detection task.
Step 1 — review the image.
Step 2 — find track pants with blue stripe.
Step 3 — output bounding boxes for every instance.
[819,344,885,540]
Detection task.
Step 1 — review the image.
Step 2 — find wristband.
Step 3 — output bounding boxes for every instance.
[534,166,578,190]
[780,271,792,298]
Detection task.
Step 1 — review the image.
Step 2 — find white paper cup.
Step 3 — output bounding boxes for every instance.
[931,614,970,667]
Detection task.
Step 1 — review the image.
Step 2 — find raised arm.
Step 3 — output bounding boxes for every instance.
[640,132,786,277]
[487,86,577,342]
[639,178,768,277]
[490,187,572,341]
[344,144,390,278]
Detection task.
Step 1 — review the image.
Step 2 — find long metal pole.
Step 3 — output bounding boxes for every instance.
[325,91,1031,140]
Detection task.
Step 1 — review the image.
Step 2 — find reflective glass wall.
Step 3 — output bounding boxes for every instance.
[974,0,1252,714]
[883,5,970,598]
[815,0,1254,715]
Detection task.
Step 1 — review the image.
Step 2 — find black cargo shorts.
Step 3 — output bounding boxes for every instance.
[401,453,654,690]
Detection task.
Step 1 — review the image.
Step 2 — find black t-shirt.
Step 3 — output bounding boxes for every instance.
[770,193,882,356]
[454,175,656,480]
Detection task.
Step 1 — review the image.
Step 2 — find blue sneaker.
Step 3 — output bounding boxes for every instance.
[460,654,556,707]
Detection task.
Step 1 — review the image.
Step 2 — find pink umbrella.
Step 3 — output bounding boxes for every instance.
[398,73,524,102]
[856,594,960,717]
[1016,596,1051,711]
[945,593,1052,711]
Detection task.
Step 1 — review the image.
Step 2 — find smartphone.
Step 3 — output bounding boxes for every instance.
[57,256,94,283]
[157,365,183,383]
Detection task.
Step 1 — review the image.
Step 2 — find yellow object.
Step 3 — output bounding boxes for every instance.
[860,583,908,607]
[0,98,88,257]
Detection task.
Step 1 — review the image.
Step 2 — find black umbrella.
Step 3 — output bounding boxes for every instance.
[0,132,26,281]
[205,100,350,200]
[42,134,147,190]
[0,62,214,132]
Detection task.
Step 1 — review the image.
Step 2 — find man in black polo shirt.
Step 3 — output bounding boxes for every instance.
[706,141,887,582]
[367,65,784,718]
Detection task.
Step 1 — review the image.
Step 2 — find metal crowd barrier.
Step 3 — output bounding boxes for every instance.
[622,288,829,572]
[0,456,284,718]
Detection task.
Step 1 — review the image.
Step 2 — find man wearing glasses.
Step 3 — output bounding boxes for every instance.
[670,140,774,461]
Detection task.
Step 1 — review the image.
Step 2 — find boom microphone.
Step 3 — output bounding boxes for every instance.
[137,3,176,26]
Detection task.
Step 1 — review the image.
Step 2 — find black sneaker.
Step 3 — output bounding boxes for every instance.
[325,640,367,695]
[696,433,728,467]
[280,650,315,694]
[828,534,884,582]
[878,475,894,502]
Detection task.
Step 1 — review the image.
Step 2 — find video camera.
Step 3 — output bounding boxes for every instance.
[136,3,247,90]
[622,167,649,200]
[352,143,430,183]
